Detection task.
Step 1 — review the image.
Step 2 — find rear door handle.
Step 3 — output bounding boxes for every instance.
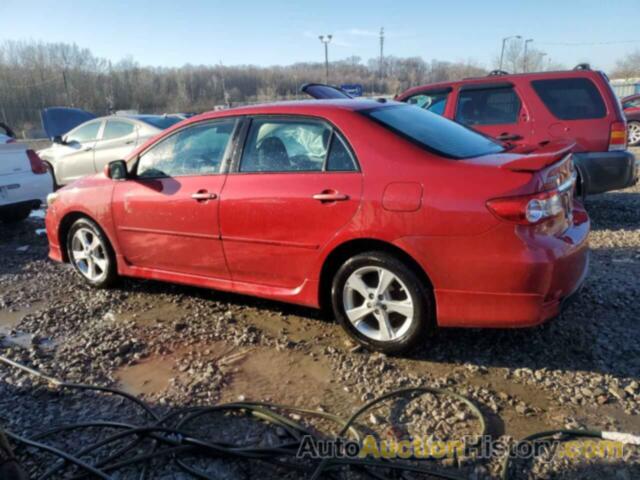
[496,133,523,141]
[312,191,349,202]
[191,191,218,201]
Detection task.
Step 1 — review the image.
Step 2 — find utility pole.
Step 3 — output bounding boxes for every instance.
[318,35,332,83]
[379,27,385,79]
[499,35,521,71]
[523,38,533,73]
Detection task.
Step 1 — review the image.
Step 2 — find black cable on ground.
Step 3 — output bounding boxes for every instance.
[1,354,638,480]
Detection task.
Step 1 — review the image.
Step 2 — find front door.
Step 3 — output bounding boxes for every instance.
[220,116,362,289]
[57,119,102,184]
[453,84,532,146]
[112,118,237,279]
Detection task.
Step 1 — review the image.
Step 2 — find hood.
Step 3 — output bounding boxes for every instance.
[41,107,96,140]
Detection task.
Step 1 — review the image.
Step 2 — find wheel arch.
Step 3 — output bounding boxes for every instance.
[57,211,108,262]
[318,237,434,313]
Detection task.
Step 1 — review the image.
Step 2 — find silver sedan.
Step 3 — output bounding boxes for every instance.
[39,113,182,187]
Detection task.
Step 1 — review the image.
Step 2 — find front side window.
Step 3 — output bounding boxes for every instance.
[455,87,521,125]
[137,119,236,178]
[363,104,504,159]
[102,120,135,140]
[66,121,101,143]
[531,78,606,120]
[405,91,449,116]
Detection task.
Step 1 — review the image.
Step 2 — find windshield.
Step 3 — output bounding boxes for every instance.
[135,116,183,130]
[361,104,504,159]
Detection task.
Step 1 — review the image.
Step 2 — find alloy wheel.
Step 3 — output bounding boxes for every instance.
[342,266,414,342]
[70,227,109,282]
[628,122,640,146]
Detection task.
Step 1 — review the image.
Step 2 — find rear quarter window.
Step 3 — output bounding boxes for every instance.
[531,78,606,120]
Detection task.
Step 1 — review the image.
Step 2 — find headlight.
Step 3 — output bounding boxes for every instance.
[46,192,59,206]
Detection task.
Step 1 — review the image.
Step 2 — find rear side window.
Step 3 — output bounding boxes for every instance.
[405,91,449,115]
[363,104,504,159]
[531,78,606,120]
[455,87,521,125]
[102,120,134,140]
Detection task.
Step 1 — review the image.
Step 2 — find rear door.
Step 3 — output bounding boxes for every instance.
[93,119,138,172]
[454,83,532,145]
[219,116,362,289]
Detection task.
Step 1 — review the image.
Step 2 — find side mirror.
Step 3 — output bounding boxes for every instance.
[106,160,128,180]
[53,135,65,145]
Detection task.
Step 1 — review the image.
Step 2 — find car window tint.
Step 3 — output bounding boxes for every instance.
[531,78,606,120]
[66,122,101,143]
[240,118,330,173]
[102,120,134,140]
[455,87,521,125]
[137,119,235,178]
[406,92,449,115]
[363,104,504,159]
[326,134,357,171]
[624,98,640,109]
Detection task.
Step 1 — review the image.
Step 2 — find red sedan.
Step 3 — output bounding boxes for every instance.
[45,100,589,353]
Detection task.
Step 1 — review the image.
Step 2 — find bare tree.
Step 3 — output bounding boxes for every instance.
[611,50,640,79]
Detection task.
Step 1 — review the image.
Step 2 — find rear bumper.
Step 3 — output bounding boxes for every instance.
[573,150,637,195]
[395,207,590,328]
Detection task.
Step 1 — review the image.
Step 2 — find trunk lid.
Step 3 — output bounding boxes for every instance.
[41,107,96,140]
[0,143,30,177]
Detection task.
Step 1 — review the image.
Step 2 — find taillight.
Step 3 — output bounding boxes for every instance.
[608,121,627,151]
[486,172,576,225]
[26,149,48,174]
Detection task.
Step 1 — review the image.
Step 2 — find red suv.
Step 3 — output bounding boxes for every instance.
[396,66,638,196]
[45,100,588,354]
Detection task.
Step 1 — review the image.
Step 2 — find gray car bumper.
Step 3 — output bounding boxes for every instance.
[573,150,638,195]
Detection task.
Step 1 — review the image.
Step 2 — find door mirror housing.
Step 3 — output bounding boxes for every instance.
[106,160,128,180]
[53,135,65,145]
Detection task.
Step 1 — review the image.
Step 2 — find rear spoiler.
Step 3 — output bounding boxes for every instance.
[500,141,575,172]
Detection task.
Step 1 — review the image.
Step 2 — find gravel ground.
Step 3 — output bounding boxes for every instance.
[0,152,639,479]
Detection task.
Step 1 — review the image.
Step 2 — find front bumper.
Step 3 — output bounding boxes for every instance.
[573,150,637,195]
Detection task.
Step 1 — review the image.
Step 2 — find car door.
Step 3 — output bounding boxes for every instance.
[93,119,138,173]
[454,83,531,145]
[111,118,238,278]
[219,116,362,289]
[56,120,103,184]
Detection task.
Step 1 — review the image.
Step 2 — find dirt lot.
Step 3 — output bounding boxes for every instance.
[1,152,639,479]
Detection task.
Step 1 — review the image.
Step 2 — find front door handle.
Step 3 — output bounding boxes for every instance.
[312,191,349,202]
[191,191,218,201]
[82,146,93,152]
[496,132,523,142]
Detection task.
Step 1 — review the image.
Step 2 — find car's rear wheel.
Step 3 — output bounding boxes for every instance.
[331,251,433,354]
[628,121,640,146]
[66,218,117,288]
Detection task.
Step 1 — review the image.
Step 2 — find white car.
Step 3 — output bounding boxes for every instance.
[38,108,183,187]
[0,129,53,223]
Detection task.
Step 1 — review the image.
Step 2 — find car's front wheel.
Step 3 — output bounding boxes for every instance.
[628,121,640,147]
[66,218,117,288]
[331,251,434,354]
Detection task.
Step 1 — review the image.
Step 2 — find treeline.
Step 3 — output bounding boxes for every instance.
[0,40,486,136]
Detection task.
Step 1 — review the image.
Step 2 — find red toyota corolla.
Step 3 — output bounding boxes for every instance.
[45,99,589,353]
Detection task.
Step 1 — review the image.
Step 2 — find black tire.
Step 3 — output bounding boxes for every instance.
[44,162,60,191]
[0,206,32,223]
[331,251,434,355]
[66,217,118,288]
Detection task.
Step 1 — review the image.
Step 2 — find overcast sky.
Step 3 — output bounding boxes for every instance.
[2,0,638,72]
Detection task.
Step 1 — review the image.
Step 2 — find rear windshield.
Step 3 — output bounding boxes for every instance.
[136,116,182,130]
[361,104,504,159]
[531,78,607,120]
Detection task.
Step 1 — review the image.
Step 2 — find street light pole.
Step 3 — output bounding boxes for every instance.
[523,38,533,73]
[318,35,332,83]
[499,35,522,71]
